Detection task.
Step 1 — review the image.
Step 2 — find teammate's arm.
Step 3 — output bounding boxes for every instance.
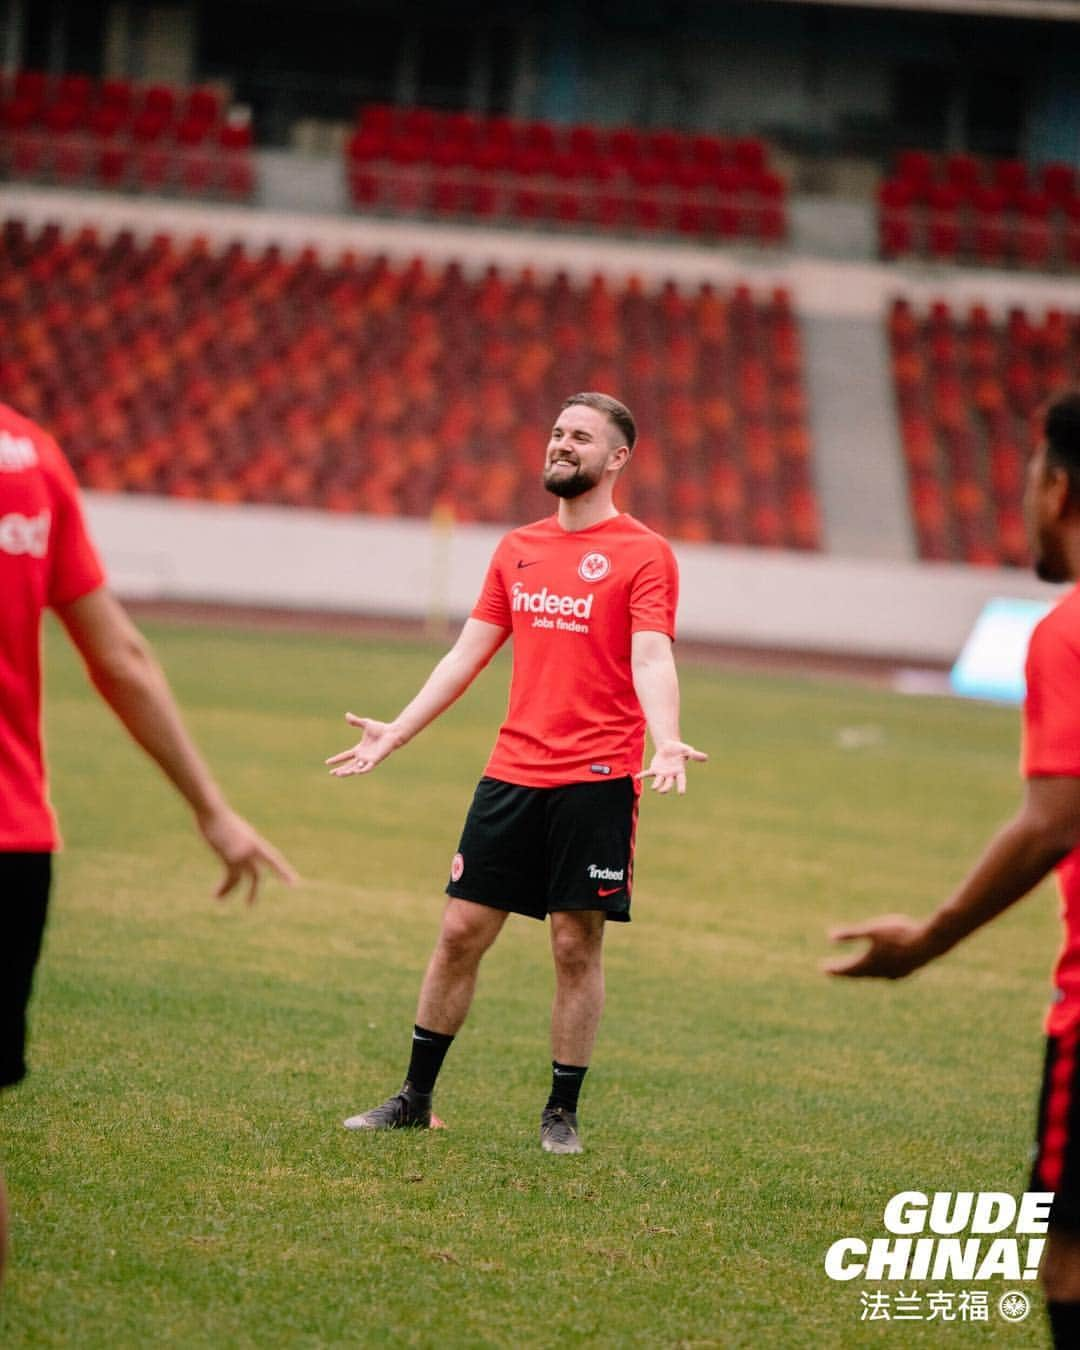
[825,775,1080,978]
[54,588,298,903]
[327,618,508,778]
[630,629,707,795]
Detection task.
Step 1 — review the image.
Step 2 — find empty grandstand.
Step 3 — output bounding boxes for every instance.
[3,0,1078,657]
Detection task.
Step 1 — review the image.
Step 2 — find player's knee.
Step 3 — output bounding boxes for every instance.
[437,912,494,965]
[551,928,601,978]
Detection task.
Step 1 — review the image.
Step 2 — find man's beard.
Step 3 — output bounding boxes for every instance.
[542,461,600,499]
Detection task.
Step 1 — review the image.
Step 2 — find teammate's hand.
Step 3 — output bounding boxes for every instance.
[326,713,404,778]
[197,806,299,906]
[635,739,708,795]
[822,914,936,980]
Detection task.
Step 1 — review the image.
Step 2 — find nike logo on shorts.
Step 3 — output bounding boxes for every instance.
[597,886,623,898]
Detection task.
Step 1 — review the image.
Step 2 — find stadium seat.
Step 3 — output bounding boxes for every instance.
[343,103,787,243]
[0,68,254,202]
[888,296,1080,565]
[3,219,817,549]
[880,149,1080,271]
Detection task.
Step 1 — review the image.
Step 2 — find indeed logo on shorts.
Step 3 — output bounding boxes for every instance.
[511,582,594,620]
[0,508,50,558]
[587,864,624,881]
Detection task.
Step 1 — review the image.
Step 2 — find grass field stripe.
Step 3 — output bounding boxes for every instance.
[3,619,1043,1346]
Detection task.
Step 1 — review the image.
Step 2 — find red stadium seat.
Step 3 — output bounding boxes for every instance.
[5,219,812,544]
[971,185,1007,267]
[184,87,221,125]
[14,70,48,105]
[2,96,39,130]
[945,153,980,194]
[881,149,1080,271]
[338,106,787,243]
[42,100,84,133]
[142,85,177,121]
[732,138,766,174]
[926,184,962,261]
[1043,162,1076,205]
[994,159,1028,205]
[897,149,933,186]
[878,179,917,258]
[889,297,1080,564]
[1016,192,1053,269]
[100,78,133,111]
[219,119,253,151]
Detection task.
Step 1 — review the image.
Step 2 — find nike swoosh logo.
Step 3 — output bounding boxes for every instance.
[516,559,541,568]
[412,1034,435,1043]
[597,886,623,897]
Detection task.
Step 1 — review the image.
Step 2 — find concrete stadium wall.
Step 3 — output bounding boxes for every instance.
[86,493,1060,664]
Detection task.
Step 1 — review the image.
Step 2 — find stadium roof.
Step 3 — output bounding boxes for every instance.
[758,0,1080,19]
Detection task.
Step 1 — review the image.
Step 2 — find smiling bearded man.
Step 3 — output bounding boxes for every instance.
[326,391,706,1154]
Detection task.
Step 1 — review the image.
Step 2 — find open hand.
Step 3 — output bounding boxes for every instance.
[635,740,708,795]
[198,806,298,905]
[823,914,935,980]
[326,713,404,778]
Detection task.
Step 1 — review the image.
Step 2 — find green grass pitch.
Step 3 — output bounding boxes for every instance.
[0,618,1060,1347]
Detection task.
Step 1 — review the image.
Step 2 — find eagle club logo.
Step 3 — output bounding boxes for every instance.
[450,852,465,883]
[578,551,611,582]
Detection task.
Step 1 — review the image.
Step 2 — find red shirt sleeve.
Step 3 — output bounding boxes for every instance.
[1023,613,1080,777]
[629,539,678,640]
[45,441,105,607]
[470,540,512,629]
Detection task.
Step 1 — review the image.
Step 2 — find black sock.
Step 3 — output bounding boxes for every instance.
[1048,1300,1080,1348]
[546,1061,588,1113]
[404,1024,454,1097]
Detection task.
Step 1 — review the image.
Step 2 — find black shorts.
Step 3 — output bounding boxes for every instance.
[445,776,639,923]
[1,852,52,1090]
[1030,1029,1080,1231]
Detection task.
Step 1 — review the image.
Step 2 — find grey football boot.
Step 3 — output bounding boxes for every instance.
[344,1082,432,1130]
[540,1105,583,1154]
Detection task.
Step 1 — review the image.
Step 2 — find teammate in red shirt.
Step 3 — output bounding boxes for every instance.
[0,403,297,1285]
[824,391,1080,1347]
[328,393,705,1153]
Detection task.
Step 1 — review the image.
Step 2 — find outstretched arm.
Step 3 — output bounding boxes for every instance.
[825,775,1080,978]
[55,588,298,903]
[630,629,707,795]
[327,617,508,777]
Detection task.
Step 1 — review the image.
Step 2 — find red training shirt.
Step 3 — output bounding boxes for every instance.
[0,403,105,851]
[1022,583,1080,1035]
[471,513,678,789]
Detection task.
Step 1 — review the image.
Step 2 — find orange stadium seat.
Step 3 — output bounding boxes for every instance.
[888,296,1078,565]
[0,220,818,549]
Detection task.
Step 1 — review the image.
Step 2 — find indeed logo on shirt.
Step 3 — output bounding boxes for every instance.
[511,582,594,620]
[0,432,38,472]
[0,508,50,558]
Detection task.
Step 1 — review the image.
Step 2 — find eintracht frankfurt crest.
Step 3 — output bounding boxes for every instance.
[578,552,610,582]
